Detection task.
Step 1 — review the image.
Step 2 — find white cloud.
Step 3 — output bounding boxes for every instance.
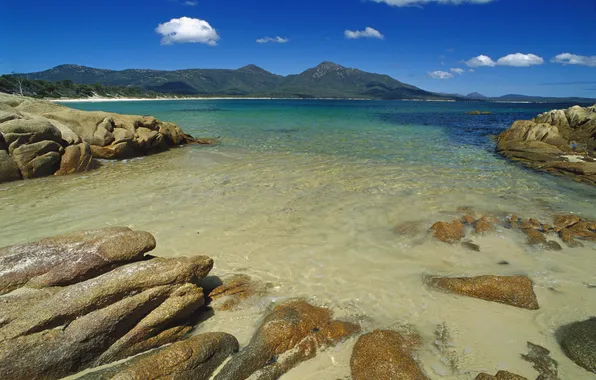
[465,55,496,67]
[551,53,596,67]
[256,36,289,44]
[427,70,454,79]
[183,1,197,5]
[344,27,384,40]
[371,0,493,7]
[156,17,220,46]
[468,69,475,72]
[464,53,544,68]
[450,68,464,75]
[496,53,544,67]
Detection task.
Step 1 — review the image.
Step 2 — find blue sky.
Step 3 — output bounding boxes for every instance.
[2,0,595,97]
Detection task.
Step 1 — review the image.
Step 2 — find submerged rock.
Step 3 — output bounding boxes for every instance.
[521,342,559,380]
[431,220,465,243]
[476,371,528,380]
[0,227,156,295]
[474,216,495,234]
[214,299,360,380]
[79,333,239,380]
[556,317,596,374]
[426,275,539,310]
[350,329,427,380]
[207,274,266,311]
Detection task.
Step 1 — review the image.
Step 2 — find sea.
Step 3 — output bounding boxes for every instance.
[1,99,595,379]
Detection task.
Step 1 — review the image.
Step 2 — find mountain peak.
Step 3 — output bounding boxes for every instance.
[315,61,345,71]
[466,92,488,99]
[237,64,272,75]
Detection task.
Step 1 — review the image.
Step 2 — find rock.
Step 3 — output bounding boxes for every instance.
[545,241,563,251]
[476,371,528,380]
[556,317,596,374]
[0,118,62,148]
[90,141,138,159]
[0,289,57,328]
[55,142,96,175]
[10,140,62,179]
[134,127,163,151]
[159,122,187,145]
[523,229,547,245]
[0,110,21,124]
[519,218,542,230]
[559,228,584,248]
[79,333,239,380]
[461,241,480,252]
[426,275,539,310]
[208,274,265,311]
[0,150,21,183]
[431,220,465,243]
[214,299,360,380]
[0,227,156,295]
[394,221,426,237]
[521,342,560,380]
[474,216,495,234]
[0,282,205,380]
[566,221,596,241]
[351,329,427,380]
[92,117,115,146]
[467,111,492,115]
[0,255,212,340]
[112,127,134,144]
[461,214,476,224]
[0,132,6,151]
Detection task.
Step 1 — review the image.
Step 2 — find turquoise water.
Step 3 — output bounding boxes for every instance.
[2,99,596,379]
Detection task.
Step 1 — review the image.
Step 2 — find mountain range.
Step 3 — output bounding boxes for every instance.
[14,62,596,103]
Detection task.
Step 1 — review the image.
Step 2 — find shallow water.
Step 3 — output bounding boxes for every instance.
[1,100,595,379]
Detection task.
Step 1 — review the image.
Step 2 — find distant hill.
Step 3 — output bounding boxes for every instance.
[17,62,451,100]
[466,92,488,100]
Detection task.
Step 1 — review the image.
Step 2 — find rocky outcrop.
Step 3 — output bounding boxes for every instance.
[426,275,539,310]
[214,299,360,380]
[556,318,596,374]
[79,333,239,380]
[0,228,214,380]
[496,104,596,186]
[351,329,427,380]
[0,93,201,184]
[0,227,156,295]
[431,220,465,243]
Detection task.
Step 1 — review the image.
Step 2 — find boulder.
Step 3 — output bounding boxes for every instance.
[556,317,596,374]
[474,216,495,234]
[0,132,6,151]
[0,150,21,183]
[0,110,21,124]
[93,117,115,146]
[0,255,212,340]
[476,371,528,380]
[0,282,205,380]
[554,215,581,231]
[159,121,187,145]
[90,141,138,159]
[431,220,465,243]
[79,333,239,380]
[112,127,134,144]
[55,142,96,175]
[0,118,62,148]
[208,274,265,311]
[10,140,62,179]
[0,227,156,295]
[134,127,165,151]
[351,329,427,380]
[214,300,360,380]
[426,275,539,310]
[523,229,547,245]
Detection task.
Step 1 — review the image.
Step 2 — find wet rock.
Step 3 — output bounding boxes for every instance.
[208,274,265,311]
[351,329,427,380]
[55,142,96,175]
[10,140,62,178]
[426,275,539,310]
[520,218,542,230]
[395,221,426,237]
[521,342,560,380]
[79,333,239,380]
[214,299,360,380]
[505,214,520,229]
[0,255,212,340]
[0,227,156,295]
[476,371,528,380]
[544,241,563,251]
[90,141,138,159]
[474,216,495,234]
[566,221,596,241]
[461,214,476,225]
[554,215,580,231]
[556,317,596,374]
[523,229,547,245]
[461,241,480,252]
[159,121,187,146]
[431,220,465,243]
[0,150,21,183]
[0,282,205,380]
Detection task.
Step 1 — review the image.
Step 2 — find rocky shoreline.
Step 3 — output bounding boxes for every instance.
[0,221,594,379]
[0,93,212,184]
[496,103,596,186]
